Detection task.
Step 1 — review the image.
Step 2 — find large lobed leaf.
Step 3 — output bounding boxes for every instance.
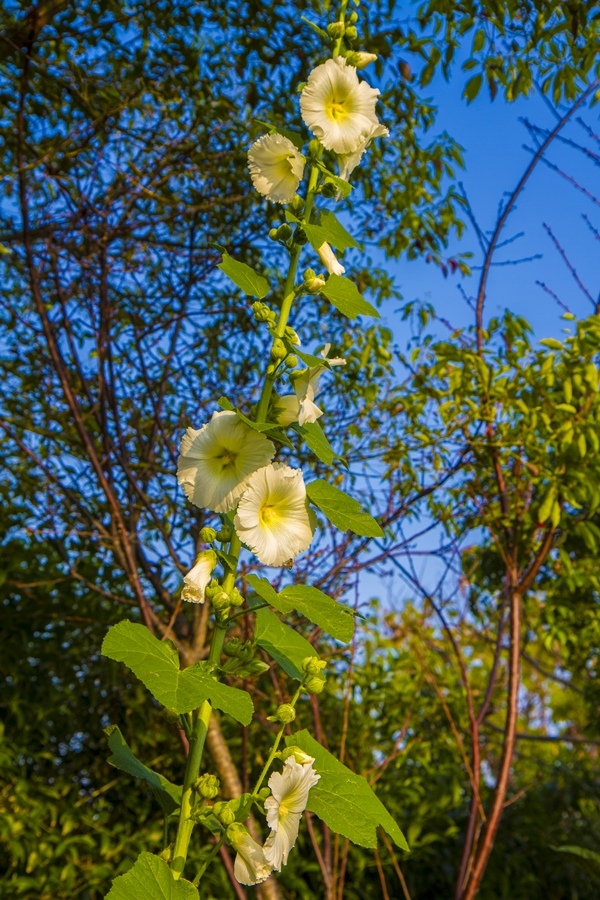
[102,621,253,724]
[321,274,379,320]
[306,480,384,538]
[286,731,409,852]
[248,574,354,643]
[217,252,269,298]
[106,852,198,899]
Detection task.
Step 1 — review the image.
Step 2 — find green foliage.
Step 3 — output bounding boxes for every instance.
[248,574,355,642]
[217,253,270,299]
[253,606,318,679]
[106,853,198,900]
[102,622,253,723]
[105,726,182,816]
[306,479,384,537]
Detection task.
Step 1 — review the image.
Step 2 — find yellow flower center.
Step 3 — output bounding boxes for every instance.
[218,451,236,470]
[326,98,347,121]
[259,503,279,526]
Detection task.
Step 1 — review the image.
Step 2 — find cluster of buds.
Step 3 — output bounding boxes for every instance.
[301,656,327,694]
[200,524,233,544]
[252,300,277,325]
[194,773,220,800]
[222,638,271,677]
[205,580,244,622]
[268,222,293,243]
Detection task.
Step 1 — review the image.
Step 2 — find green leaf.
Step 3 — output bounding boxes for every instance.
[106,852,198,900]
[104,725,182,815]
[463,73,483,103]
[280,584,355,642]
[253,119,304,151]
[285,731,408,851]
[321,275,379,320]
[314,161,353,198]
[295,348,332,368]
[216,396,293,448]
[551,845,600,866]
[292,421,338,465]
[306,480,384,537]
[317,210,358,249]
[217,252,269,299]
[102,621,254,724]
[248,575,355,642]
[254,606,317,679]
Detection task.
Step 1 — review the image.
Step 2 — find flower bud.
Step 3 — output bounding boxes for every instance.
[327,21,345,39]
[258,787,271,800]
[290,195,304,215]
[215,524,232,542]
[281,746,315,765]
[229,586,244,608]
[216,805,236,827]
[320,181,337,199]
[244,659,270,676]
[268,703,296,724]
[284,326,300,346]
[252,301,273,323]
[348,10,359,23]
[285,355,298,369]
[345,25,358,40]
[302,656,327,675]
[268,227,279,241]
[276,223,292,242]
[293,227,308,246]
[200,526,217,543]
[345,51,377,69]
[307,139,321,157]
[304,269,326,293]
[304,675,326,694]
[195,773,220,799]
[271,338,287,360]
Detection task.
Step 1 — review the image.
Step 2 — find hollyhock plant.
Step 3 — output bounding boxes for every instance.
[177,410,275,513]
[227,824,273,886]
[181,550,217,604]
[263,756,321,870]
[317,240,345,275]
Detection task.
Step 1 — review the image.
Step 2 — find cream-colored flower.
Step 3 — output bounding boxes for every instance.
[177,411,275,514]
[234,463,315,567]
[300,56,381,155]
[338,122,389,182]
[227,824,273,886]
[248,133,305,204]
[276,348,346,427]
[181,550,217,604]
[263,756,321,870]
[317,242,345,276]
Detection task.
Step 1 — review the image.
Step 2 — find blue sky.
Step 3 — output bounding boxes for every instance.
[382,67,599,342]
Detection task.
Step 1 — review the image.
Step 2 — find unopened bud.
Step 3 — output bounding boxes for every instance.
[304,268,326,293]
[195,773,220,799]
[327,21,345,39]
[258,787,271,801]
[307,139,321,157]
[200,527,217,543]
[229,586,244,608]
[217,806,236,827]
[271,338,287,360]
[284,326,300,345]
[293,227,308,246]
[290,195,304,215]
[276,223,292,242]
[345,51,377,69]
[268,227,279,241]
[215,524,232,542]
[302,656,327,675]
[281,746,315,765]
[345,25,358,40]
[285,355,298,369]
[244,659,270,676]
[252,301,272,323]
[321,181,337,199]
[348,10,359,23]
[304,675,326,694]
[268,703,296,724]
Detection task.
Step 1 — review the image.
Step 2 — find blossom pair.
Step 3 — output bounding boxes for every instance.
[248,56,388,204]
[177,412,314,593]
[230,754,321,885]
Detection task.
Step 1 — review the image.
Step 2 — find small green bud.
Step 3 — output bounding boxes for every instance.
[276,223,293,241]
[304,675,326,694]
[304,268,326,293]
[215,524,232,542]
[348,10,358,23]
[200,526,217,543]
[252,301,272,323]
[281,746,315,765]
[224,638,254,662]
[268,227,279,241]
[327,21,345,39]
[229,586,244,608]
[271,338,287,360]
[285,355,298,369]
[268,703,296,724]
[302,656,327,675]
[290,195,304,215]
[258,787,271,801]
[293,227,308,246]
[284,326,300,346]
[345,24,358,40]
[308,139,321,157]
[195,774,220,800]
[244,659,270,676]
[212,590,231,612]
[320,181,337,199]
[217,806,236,826]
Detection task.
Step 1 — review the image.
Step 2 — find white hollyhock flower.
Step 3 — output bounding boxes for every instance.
[320,343,347,367]
[177,411,275,514]
[300,56,381,155]
[228,824,273,886]
[317,242,345,276]
[181,550,217,604]
[276,349,346,427]
[248,133,306,204]
[234,463,315,566]
[263,756,321,870]
[338,122,389,182]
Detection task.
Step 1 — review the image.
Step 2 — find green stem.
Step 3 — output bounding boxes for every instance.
[193,836,226,886]
[252,687,302,796]
[333,0,349,58]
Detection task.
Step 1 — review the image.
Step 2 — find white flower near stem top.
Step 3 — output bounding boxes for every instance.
[317,241,345,276]
[181,550,217,604]
[228,824,273,886]
[177,411,275,514]
[248,133,306,204]
[234,463,315,567]
[338,122,389,182]
[300,56,381,155]
[276,345,347,427]
[263,756,321,870]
